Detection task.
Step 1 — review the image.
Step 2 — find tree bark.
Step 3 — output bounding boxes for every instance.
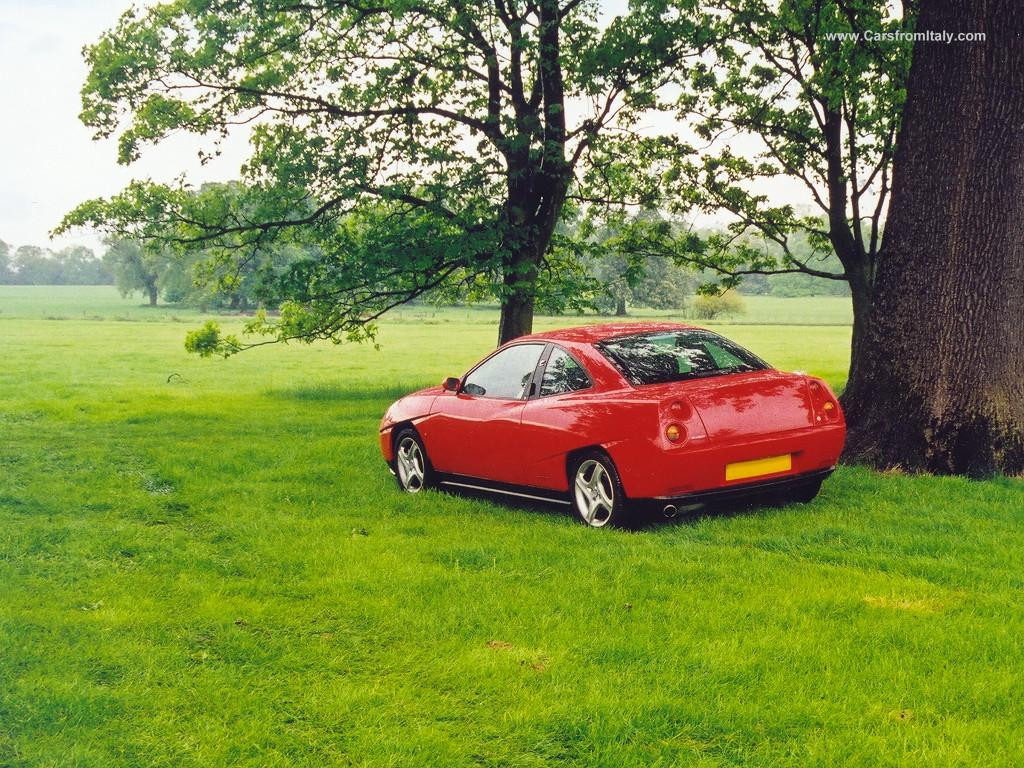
[615,295,627,317]
[842,0,1024,476]
[147,282,158,307]
[498,283,537,343]
[841,265,875,405]
[494,0,568,347]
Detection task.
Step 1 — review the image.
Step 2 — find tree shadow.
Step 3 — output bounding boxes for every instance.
[652,495,794,528]
[436,483,789,531]
[436,484,572,522]
[265,382,431,402]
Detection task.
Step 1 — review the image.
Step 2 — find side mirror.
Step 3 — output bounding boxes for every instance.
[442,376,461,392]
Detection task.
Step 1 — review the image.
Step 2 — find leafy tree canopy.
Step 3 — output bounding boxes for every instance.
[638,0,913,329]
[60,0,709,352]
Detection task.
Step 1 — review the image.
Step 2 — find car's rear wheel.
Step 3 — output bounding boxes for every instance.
[393,428,434,493]
[569,451,629,528]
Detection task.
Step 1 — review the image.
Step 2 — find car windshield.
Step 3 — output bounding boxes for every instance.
[596,330,769,385]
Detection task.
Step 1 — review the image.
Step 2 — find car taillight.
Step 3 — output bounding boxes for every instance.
[668,400,692,419]
[661,398,706,447]
[807,379,841,424]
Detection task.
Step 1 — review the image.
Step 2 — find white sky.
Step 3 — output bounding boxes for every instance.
[0,0,250,252]
[0,0,806,254]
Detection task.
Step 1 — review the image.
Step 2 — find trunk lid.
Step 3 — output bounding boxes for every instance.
[653,370,815,440]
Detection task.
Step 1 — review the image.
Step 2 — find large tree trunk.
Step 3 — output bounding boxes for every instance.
[146,281,158,307]
[497,289,536,344]
[495,280,536,344]
[497,247,541,345]
[842,0,1024,476]
[495,0,567,347]
[841,268,875,403]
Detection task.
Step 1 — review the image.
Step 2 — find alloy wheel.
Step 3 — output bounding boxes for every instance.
[574,459,615,527]
[396,436,426,492]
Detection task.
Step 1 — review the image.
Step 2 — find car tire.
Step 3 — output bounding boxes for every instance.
[568,450,631,528]
[788,477,824,504]
[393,428,435,494]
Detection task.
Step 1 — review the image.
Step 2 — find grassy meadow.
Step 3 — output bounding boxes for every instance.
[1,286,1021,767]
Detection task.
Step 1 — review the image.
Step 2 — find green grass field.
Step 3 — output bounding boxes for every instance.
[1,286,1021,767]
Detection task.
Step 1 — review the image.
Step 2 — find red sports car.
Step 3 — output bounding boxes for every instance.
[380,322,845,527]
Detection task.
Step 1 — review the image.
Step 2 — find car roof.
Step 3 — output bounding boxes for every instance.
[517,321,702,345]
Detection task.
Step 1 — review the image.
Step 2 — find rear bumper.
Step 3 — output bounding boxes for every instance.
[634,467,834,514]
[608,423,845,499]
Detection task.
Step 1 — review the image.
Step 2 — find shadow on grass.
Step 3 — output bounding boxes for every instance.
[266,382,432,402]
[435,483,787,531]
[666,495,795,526]
[437,485,571,523]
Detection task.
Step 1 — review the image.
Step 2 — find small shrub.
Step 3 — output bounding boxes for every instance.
[690,291,746,320]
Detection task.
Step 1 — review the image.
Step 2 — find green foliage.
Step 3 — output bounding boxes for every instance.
[68,184,315,313]
[733,233,851,297]
[13,246,59,284]
[0,243,110,286]
[636,257,698,310]
[590,249,697,314]
[533,239,606,316]
[662,0,914,295]
[769,264,852,298]
[64,0,706,350]
[102,238,169,303]
[168,242,307,312]
[183,320,240,358]
[691,290,747,320]
[570,211,698,315]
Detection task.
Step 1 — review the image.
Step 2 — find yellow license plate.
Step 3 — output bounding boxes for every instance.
[725,454,792,481]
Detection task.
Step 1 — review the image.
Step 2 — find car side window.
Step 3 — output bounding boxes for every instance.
[462,344,544,399]
[539,347,591,397]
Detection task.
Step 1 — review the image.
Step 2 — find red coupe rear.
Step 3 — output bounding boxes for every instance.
[379,322,845,527]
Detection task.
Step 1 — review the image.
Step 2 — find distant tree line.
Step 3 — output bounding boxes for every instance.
[430,215,843,319]
[589,222,847,313]
[1,227,839,310]
[0,240,112,285]
[102,232,308,310]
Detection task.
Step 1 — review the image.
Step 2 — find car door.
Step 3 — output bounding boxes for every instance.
[421,343,546,483]
[519,345,597,490]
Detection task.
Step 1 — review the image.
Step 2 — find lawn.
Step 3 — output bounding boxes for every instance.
[1,287,1021,767]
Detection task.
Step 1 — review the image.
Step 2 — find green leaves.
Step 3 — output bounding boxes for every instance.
[68,0,908,346]
[66,0,708,350]
[664,0,913,290]
[184,320,241,358]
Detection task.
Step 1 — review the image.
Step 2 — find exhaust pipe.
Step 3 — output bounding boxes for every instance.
[662,504,678,519]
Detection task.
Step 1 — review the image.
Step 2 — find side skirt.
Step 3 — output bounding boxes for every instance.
[435,473,571,507]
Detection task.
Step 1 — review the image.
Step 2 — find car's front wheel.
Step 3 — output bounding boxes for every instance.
[393,428,434,494]
[569,451,630,528]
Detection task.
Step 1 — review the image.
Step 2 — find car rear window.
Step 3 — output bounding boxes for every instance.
[596,330,768,385]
